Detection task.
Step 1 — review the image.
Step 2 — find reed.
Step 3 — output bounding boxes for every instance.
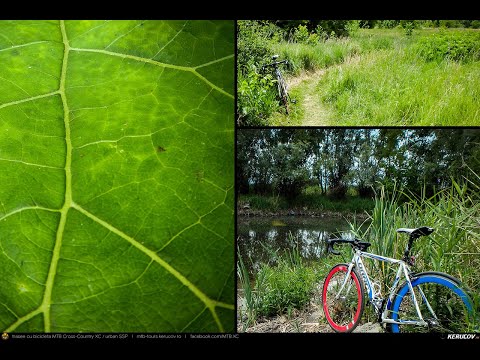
[350,177,480,318]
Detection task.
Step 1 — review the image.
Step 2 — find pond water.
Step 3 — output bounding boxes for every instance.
[237,215,369,274]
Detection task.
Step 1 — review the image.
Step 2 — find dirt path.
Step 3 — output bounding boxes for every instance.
[286,56,362,126]
[237,291,331,333]
[287,69,332,126]
[237,286,384,333]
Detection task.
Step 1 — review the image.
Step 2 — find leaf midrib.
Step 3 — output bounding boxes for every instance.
[40,19,72,332]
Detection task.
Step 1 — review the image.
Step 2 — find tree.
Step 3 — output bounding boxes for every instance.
[352,129,378,198]
[236,130,257,194]
[236,128,480,202]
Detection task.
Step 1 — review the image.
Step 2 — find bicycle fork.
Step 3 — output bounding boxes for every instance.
[334,263,356,300]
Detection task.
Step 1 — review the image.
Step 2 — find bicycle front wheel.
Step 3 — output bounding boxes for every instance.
[322,263,364,332]
[277,73,289,114]
[389,272,474,333]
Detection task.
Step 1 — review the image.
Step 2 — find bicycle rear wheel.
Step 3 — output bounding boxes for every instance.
[389,272,474,333]
[322,263,364,332]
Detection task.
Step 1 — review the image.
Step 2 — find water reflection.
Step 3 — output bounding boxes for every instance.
[238,216,363,273]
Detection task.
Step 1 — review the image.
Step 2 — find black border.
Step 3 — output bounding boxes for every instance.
[1,17,479,349]
[233,18,240,333]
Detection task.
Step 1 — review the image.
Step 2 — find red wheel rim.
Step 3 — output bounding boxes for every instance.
[322,265,362,332]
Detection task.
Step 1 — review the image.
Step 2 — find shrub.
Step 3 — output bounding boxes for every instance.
[255,249,318,317]
[345,20,361,38]
[237,64,280,125]
[316,20,350,38]
[237,20,280,75]
[293,24,310,43]
[440,20,464,28]
[403,21,415,36]
[377,20,400,29]
[307,33,320,46]
[241,194,288,211]
[315,24,328,41]
[421,20,436,28]
[414,31,480,62]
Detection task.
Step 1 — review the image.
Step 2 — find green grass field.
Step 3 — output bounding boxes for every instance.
[239,27,480,126]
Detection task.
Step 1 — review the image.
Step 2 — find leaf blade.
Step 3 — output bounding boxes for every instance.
[0,19,234,333]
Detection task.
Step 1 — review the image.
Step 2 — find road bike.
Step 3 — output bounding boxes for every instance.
[262,55,293,114]
[322,226,476,333]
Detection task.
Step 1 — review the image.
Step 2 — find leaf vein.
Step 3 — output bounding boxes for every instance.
[0,206,60,222]
[69,47,233,98]
[152,20,188,58]
[0,158,63,170]
[0,40,50,53]
[0,91,59,110]
[71,202,231,331]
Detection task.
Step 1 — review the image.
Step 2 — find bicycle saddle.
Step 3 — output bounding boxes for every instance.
[272,54,279,60]
[396,226,434,238]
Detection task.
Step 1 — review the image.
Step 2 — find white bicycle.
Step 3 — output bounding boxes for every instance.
[322,226,476,333]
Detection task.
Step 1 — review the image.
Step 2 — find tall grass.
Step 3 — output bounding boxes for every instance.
[270,39,361,74]
[237,233,325,329]
[350,179,480,307]
[268,28,411,77]
[401,182,480,285]
[237,246,256,330]
[255,243,317,317]
[317,49,480,126]
[267,28,480,126]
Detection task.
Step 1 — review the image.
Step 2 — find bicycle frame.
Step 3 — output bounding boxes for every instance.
[339,249,430,327]
[274,67,282,82]
[262,59,289,102]
[274,69,286,95]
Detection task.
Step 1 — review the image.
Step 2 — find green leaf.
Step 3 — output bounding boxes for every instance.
[0,20,234,333]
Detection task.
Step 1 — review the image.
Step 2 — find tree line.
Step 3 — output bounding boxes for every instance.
[274,20,480,35]
[248,20,480,44]
[237,128,480,200]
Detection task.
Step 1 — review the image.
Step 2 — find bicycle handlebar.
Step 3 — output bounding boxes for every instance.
[261,60,288,71]
[327,238,371,255]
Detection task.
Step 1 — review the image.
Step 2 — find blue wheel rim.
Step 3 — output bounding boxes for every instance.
[390,275,472,333]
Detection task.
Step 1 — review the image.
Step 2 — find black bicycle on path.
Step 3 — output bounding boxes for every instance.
[262,55,294,115]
